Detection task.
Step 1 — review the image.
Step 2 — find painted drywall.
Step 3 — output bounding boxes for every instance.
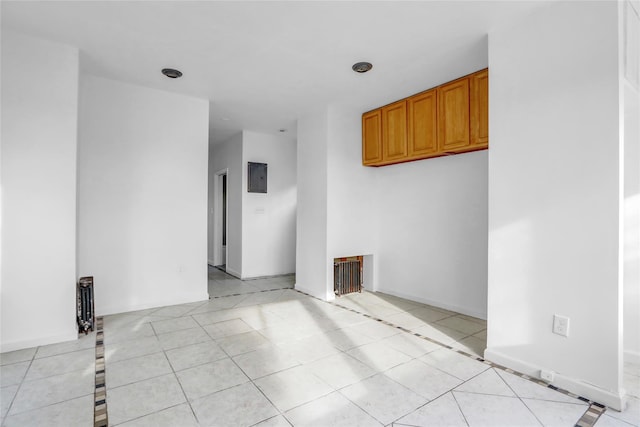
[1,31,79,351]
[624,80,640,362]
[326,105,378,290]
[77,75,209,316]
[209,133,243,277]
[295,110,330,299]
[241,131,296,279]
[376,151,489,318]
[486,1,623,408]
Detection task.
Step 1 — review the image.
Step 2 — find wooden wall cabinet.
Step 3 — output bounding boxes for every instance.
[408,89,438,160]
[382,100,408,162]
[362,110,382,165]
[362,68,488,167]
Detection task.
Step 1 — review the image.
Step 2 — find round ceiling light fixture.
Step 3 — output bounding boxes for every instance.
[352,62,373,73]
[161,68,183,79]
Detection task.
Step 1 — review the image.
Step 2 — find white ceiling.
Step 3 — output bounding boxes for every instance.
[1,1,550,144]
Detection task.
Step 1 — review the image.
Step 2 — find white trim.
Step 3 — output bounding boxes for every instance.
[213,169,228,268]
[0,330,78,353]
[485,348,626,411]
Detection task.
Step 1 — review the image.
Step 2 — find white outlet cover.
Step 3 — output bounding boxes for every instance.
[553,314,570,337]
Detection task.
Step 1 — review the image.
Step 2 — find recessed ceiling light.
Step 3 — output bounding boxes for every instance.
[352,62,373,73]
[161,68,183,78]
[279,129,286,133]
[221,117,231,121]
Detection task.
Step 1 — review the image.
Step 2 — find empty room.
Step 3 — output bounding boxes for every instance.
[1,1,638,426]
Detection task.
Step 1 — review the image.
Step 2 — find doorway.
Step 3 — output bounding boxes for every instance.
[214,169,228,271]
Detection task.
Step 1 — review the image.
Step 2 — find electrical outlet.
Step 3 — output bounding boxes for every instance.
[540,370,555,382]
[553,315,570,337]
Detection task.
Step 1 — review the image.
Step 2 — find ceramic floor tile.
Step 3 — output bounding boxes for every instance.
[454,368,515,397]
[604,396,640,426]
[412,323,467,345]
[381,333,441,358]
[107,373,186,425]
[232,346,300,379]
[383,312,432,330]
[436,315,485,335]
[1,384,19,418]
[496,369,588,405]
[396,392,468,427]
[254,365,334,412]
[420,348,490,381]
[277,334,342,364]
[285,391,382,426]
[595,414,639,426]
[164,340,228,372]
[34,335,96,359]
[321,327,377,351]
[191,382,279,427]
[152,303,205,318]
[2,394,93,427]
[25,348,94,381]
[105,335,163,364]
[522,398,591,427]
[253,415,292,427]
[189,295,249,316]
[0,348,36,366]
[346,341,412,372]
[157,326,211,351]
[339,373,428,425]
[453,391,542,427]
[116,403,199,427]
[257,323,312,345]
[385,359,463,400]
[355,319,401,340]
[9,369,94,415]
[106,352,172,389]
[305,353,377,390]
[406,306,454,323]
[0,361,30,386]
[104,322,156,345]
[451,335,486,357]
[151,316,200,335]
[202,318,255,339]
[235,290,285,307]
[176,358,249,401]
[216,330,271,356]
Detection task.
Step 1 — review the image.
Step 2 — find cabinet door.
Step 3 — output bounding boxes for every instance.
[438,77,470,152]
[408,89,438,159]
[362,109,382,165]
[470,69,489,148]
[382,100,408,162]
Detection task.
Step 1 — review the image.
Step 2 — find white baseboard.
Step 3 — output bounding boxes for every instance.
[207,259,215,266]
[98,292,210,317]
[225,268,241,279]
[484,348,626,411]
[625,349,640,364]
[0,329,78,353]
[375,286,487,320]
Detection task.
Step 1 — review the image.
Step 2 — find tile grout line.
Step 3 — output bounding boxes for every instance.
[293,289,607,427]
[94,316,108,427]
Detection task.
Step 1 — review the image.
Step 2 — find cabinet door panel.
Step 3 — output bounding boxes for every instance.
[362,110,382,165]
[408,89,438,158]
[471,69,489,147]
[438,78,470,152]
[382,100,408,161]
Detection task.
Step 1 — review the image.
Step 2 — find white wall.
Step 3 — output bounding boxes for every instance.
[241,131,296,278]
[326,105,378,290]
[296,111,330,299]
[486,1,624,409]
[1,31,79,351]
[623,0,640,364]
[209,133,243,277]
[376,151,488,318]
[77,75,209,316]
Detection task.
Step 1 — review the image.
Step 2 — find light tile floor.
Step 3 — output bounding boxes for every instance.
[0,268,638,426]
